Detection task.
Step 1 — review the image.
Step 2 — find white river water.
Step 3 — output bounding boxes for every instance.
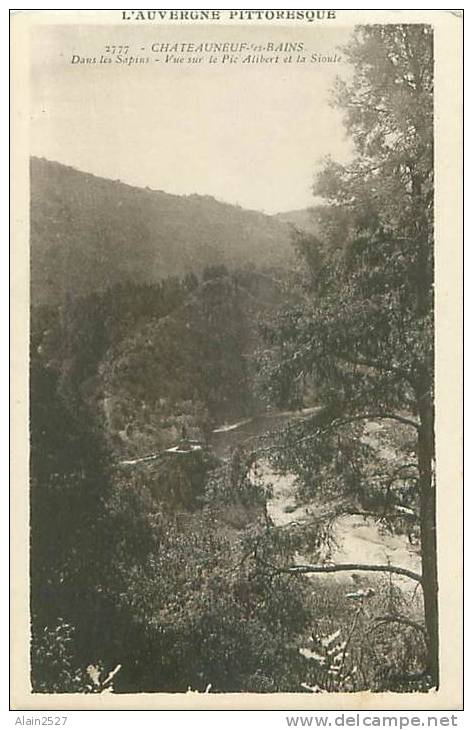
[210,410,421,588]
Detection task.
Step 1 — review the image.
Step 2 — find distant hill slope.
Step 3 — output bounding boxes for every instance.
[274,207,322,237]
[30,157,296,305]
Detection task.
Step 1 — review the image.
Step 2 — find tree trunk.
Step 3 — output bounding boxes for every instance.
[418,389,438,687]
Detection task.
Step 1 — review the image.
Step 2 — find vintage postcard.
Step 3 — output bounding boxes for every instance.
[10,9,463,710]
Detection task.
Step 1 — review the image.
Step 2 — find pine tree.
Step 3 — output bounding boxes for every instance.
[260,25,438,686]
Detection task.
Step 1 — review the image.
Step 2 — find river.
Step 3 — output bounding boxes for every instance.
[210,408,421,589]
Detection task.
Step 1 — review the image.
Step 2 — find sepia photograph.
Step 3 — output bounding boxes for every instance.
[10,9,463,710]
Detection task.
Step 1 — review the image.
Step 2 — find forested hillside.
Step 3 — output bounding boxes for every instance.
[34,267,287,460]
[30,157,295,305]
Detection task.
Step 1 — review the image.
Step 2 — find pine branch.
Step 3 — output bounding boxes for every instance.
[370,614,427,641]
[250,410,419,458]
[381,462,419,518]
[270,561,422,584]
[327,413,420,431]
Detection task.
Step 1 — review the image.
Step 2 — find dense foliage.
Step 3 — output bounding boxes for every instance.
[30,270,313,693]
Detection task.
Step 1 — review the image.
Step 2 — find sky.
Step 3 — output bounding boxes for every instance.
[30,24,354,214]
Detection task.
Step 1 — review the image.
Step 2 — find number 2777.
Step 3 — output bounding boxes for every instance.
[104,45,129,54]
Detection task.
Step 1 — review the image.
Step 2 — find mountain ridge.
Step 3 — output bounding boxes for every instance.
[30,156,297,305]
